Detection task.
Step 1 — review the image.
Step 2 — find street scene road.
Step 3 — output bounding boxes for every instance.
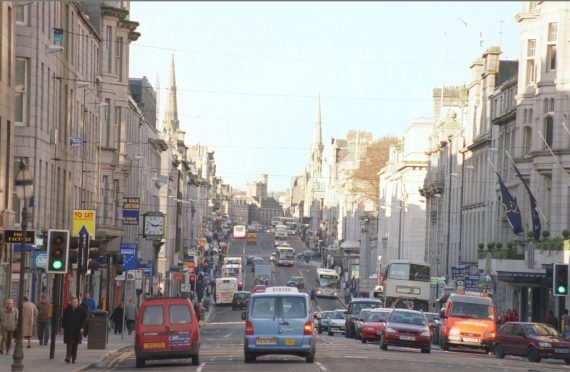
[96,233,569,372]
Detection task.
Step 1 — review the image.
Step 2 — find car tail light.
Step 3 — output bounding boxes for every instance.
[245,321,254,336]
[304,321,313,335]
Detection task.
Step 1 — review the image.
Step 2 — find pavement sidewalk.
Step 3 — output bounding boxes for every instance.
[0,332,133,372]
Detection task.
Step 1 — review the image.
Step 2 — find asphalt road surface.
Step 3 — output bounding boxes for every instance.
[97,233,570,371]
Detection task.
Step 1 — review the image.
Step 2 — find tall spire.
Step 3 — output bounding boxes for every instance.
[313,94,322,147]
[162,55,179,133]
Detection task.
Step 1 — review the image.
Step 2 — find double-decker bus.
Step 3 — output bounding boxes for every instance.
[383,260,431,311]
[315,268,340,298]
[275,246,295,267]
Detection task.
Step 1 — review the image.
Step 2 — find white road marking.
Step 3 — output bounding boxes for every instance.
[315,361,327,371]
[196,362,206,372]
[224,333,232,338]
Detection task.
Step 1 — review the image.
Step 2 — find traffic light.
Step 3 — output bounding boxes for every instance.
[115,253,124,275]
[47,229,70,274]
[189,274,196,284]
[553,263,569,296]
[87,247,100,271]
[68,237,79,264]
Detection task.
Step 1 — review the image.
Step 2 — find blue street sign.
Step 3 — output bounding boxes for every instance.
[33,252,48,269]
[79,225,88,236]
[13,243,35,252]
[69,137,83,147]
[120,243,138,270]
[139,262,153,277]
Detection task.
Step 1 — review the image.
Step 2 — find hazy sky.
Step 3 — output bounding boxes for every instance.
[129,1,523,192]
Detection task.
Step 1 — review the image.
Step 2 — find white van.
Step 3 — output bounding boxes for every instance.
[275,224,287,240]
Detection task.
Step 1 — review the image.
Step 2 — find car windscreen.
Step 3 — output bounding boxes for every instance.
[450,302,494,320]
[388,311,427,326]
[523,323,559,337]
[333,312,346,320]
[234,293,248,299]
[351,302,381,315]
[169,304,192,324]
[251,297,276,318]
[142,305,164,326]
[281,296,307,319]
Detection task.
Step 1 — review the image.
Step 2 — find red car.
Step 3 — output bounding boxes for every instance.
[379,309,432,353]
[494,322,570,364]
[360,308,392,343]
[251,285,267,293]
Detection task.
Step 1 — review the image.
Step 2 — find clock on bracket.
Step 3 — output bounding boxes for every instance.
[144,213,164,239]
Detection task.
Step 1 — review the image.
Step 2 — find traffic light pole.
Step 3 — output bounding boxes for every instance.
[11,206,29,371]
[49,274,61,360]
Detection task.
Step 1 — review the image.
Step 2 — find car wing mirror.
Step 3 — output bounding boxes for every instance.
[241,312,247,321]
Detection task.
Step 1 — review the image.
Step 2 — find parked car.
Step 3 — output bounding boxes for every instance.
[379,309,432,353]
[494,322,570,363]
[252,285,267,293]
[354,309,373,340]
[287,276,305,289]
[232,291,251,310]
[134,297,200,368]
[423,312,441,345]
[345,298,383,338]
[360,308,392,343]
[316,311,333,334]
[328,309,348,336]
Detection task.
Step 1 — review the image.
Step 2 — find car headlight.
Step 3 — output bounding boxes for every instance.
[317,290,322,294]
[449,328,460,335]
[483,332,495,338]
[538,342,552,348]
[420,330,431,337]
[384,327,397,334]
[333,292,338,296]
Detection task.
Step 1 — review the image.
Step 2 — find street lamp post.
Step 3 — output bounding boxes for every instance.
[12,159,34,371]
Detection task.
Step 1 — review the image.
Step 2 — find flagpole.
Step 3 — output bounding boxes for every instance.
[504,150,547,223]
[536,131,567,174]
[561,121,570,138]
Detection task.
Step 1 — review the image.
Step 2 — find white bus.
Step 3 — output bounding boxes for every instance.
[275,246,295,267]
[215,277,238,304]
[233,225,246,239]
[223,256,243,266]
[274,224,288,240]
[221,263,244,290]
[383,260,431,311]
[315,268,340,298]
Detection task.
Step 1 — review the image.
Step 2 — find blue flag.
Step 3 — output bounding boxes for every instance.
[496,172,524,235]
[511,163,541,241]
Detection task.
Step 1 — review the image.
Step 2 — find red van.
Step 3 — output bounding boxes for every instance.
[134,297,201,368]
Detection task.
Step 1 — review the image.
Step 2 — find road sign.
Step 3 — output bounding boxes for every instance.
[126,271,135,281]
[33,252,48,269]
[180,283,191,292]
[116,272,126,281]
[120,243,138,270]
[135,270,143,280]
[139,263,153,277]
[72,209,96,236]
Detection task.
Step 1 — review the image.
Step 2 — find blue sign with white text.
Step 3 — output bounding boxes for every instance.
[120,243,138,270]
[139,263,153,277]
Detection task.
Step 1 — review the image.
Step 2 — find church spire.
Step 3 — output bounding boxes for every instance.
[162,55,179,133]
[313,94,322,148]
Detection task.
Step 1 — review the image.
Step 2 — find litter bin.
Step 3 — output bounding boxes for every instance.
[87,310,108,349]
[344,293,351,305]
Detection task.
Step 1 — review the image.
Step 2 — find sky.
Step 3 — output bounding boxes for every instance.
[128,1,524,193]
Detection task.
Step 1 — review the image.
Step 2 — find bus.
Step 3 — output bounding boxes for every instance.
[271,216,295,227]
[285,221,298,235]
[383,260,431,311]
[221,263,244,290]
[215,277,238,304]
[275,246,295,267]
[315,268,340,298]
[223,256,242,266]
[233,225,246,239]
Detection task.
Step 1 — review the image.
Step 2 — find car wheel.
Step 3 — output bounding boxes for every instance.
[564,358,570,365]
[441,336,449,351]
[380,335,388,351]
[328,330,333,336]
[495,344,505,359]
[244,352,256,363]
[361,336,366,344]
[135,357,145,368]
[527,346,541,363]
[421,348,430,354]
[306,349,315,363]
[191,354,200,366]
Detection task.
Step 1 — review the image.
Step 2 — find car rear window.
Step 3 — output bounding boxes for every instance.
[367,311,390,322]
[169,304,192,324]
[333,311,346,320]
[281,296,306,319]
[389,311,427,326]
[142,305,164,326]
[251,297,276,318]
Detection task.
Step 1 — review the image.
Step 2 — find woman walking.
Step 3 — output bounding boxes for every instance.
[22,296,38,348]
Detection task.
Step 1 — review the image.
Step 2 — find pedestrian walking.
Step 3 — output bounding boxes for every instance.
[310,289,318,306]
[81,292,96,337]
[562,309,570,339]
[37,294,51,346]
[125,299,137,335]
[545,309,559,331]
[110,303,124,335]
[61,296,87,364]
[0,298,18,355]
[22,295,38,348]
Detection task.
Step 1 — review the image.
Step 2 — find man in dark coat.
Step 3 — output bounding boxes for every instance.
[61,296,87,363]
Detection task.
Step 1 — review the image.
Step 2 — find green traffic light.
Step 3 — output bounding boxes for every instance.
[52,260,63,270]
[557,285,567,294]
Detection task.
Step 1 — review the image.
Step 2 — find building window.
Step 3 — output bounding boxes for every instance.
[115,37,123,81]
[526,39,536,84]
[104,98,111,147]
[15,58,27,125]
[15,4,28,26]
[523,126,532,155]
[106,26,113,73]
[544,117,553,148]
[549,98,554,112]
[546,23,557,71]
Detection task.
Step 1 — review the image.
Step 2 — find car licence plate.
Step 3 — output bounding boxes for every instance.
[143,342,165,349]
[400,335,415,341]
[463,337,479,343]
[256,337,277,345]
[555,349,570,354]
[285,338,295,346]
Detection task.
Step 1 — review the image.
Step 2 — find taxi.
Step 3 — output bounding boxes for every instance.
[242,286,316,363]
